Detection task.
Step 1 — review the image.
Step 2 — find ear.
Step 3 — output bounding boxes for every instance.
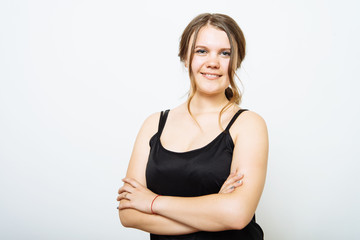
[184,60,188,68]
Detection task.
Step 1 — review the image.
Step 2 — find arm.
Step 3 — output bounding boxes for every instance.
[119,111,268,232]
[118,112,244,235]
[153,111,268,231]
[119,174,243,235]
[120,203,198,235]
[118,112,198,235]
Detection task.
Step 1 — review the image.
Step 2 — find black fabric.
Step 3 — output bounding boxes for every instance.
[146,109,264,240]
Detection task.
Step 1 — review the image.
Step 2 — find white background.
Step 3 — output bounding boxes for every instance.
[1,0,359,239]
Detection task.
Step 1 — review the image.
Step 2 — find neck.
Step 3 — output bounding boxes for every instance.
[189,92,230,114]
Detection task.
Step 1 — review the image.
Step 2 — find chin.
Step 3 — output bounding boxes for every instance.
[196,87,227,96]
[195,83,227,95]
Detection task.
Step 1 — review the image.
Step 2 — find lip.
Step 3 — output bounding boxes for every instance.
[201,72,222,80]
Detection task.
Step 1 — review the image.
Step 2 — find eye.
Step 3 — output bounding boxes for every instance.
[195,49,207,54]
[221,51,231,57]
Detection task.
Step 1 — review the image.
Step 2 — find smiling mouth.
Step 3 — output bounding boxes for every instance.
[201,73,222,78]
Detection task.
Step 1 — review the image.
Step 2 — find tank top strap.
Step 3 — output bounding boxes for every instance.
[225,109,248,132]
[158,109,170,136]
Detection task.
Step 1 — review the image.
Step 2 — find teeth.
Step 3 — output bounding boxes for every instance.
[203,73,219,77]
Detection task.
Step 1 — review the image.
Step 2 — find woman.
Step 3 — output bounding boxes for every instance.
[117,13,268,239]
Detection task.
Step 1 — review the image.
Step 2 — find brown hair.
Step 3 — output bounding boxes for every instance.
[178,13,246,128]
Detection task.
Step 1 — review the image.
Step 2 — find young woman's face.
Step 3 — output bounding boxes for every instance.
[188,25,231,97]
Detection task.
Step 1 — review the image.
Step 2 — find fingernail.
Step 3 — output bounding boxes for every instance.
[237,173,243,177]
[230,186,235,189]
[237,180,242,184]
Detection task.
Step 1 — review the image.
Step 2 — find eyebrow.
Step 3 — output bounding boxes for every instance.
[195,45,231,51]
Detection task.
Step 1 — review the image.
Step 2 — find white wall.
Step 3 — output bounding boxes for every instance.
[1,0,359,239]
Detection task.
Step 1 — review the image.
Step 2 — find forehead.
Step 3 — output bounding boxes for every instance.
[195,25,230,48]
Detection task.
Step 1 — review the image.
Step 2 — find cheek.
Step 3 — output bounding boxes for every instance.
[191,57,202,73]
[221,59,230,74]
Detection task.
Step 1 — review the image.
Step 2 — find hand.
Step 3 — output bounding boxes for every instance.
[219,170,244,194]
[117,178,157,214]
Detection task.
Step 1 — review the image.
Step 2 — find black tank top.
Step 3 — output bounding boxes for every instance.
[146,109,264,240]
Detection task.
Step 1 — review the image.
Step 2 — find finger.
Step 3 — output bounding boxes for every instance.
[117,183,130,193]
[117,193,129,201]
[233,179,243,187]
[220,181,235,193]
[229,175,244,187]
[224,181,242,193]
[219,172,244,194]
[233,172,244,180]
[220,177,244,194]
[224,171,242,184]
[118,200,132,210]
[222,173,236,187]
[228,186,236,192]
[228,173,244,184]
[117,191,131,201]
[226,171,237,180]
[222,173,243,188]
[118,186,129,195]
[118,184,134,194]
[222,186,234,194]
[220,177,234,192]
[228,179,243,192]
[236,173,244,180]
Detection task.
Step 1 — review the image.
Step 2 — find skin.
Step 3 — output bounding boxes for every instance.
[117,25,268,234]
[190,25,232,99]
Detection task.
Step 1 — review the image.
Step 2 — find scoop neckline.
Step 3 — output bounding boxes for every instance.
[158,131,233,155]
[156,108,246,155]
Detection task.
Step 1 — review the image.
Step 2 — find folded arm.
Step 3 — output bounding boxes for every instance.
[118,111,268,232]
[151,112,268,231]
[119,206,198,235]
[118,112,244,235]
[118,112,197,235]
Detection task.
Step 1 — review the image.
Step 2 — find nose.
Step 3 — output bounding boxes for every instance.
[206,53,220,69]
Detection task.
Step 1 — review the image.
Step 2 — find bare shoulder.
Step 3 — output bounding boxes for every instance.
[237,110,266,127]
[230,110,268,142]
[126,111,162,181]
[143,112,161,128]
[139,112,162,139]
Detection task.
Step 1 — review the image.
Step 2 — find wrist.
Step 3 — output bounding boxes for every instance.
[151,195,161,214]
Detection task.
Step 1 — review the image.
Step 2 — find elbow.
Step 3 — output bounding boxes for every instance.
[119,210,134,228]
[223,204,253,230]
[228,217,249,230]
[227,213,253,230]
